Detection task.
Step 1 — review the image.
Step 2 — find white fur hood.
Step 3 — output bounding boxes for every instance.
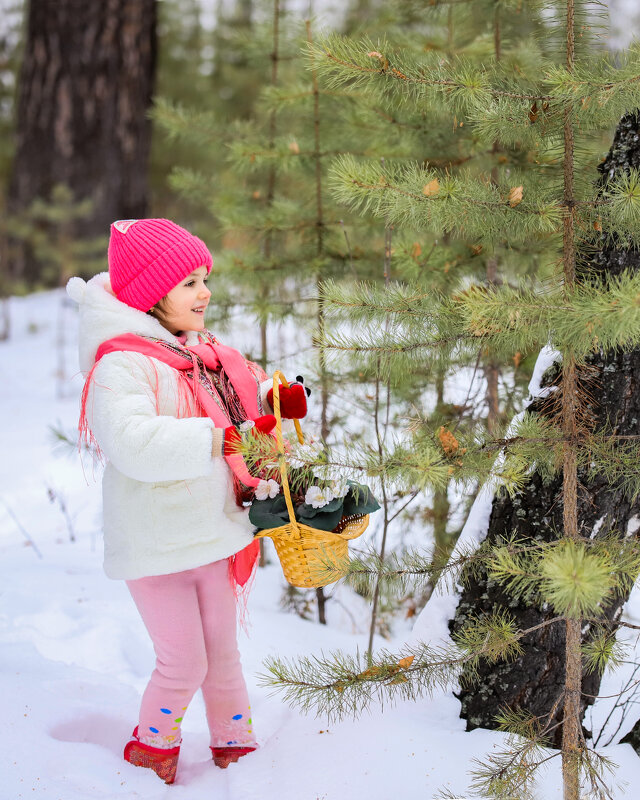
[66,273,200,375]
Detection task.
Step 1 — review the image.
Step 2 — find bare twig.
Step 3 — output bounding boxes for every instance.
[0,497,43,558]
[46,485,76,543]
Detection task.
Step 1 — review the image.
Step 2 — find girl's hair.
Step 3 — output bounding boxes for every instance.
[147,296,173,330]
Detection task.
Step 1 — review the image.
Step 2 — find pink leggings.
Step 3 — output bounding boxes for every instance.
[126,559,254,749]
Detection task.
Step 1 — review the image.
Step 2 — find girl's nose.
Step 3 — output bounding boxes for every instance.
[199,285,211,300]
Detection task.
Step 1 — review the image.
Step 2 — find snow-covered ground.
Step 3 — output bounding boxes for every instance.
[2,288,640,799]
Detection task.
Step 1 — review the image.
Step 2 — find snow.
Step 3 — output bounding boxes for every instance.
[627,516,640,537]
[608,0,640,48]
[412,344,562,646]
[410,481,496,651]
[527,344,560,400]
[1,289,639,799]
[587,579,640,750]
[591,515,607,539]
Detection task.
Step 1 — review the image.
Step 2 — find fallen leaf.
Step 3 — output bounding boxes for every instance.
[398,655,415,669]
[508,185,523,207]
[528,101,539,124]
[513,351,523,368]
[411,242,422,259]
[289,140,300,154]
[438,426,460,457]
[359,666,388,679]
[594,218,603,232]
[367,51,389,69]
[422,178,440,197]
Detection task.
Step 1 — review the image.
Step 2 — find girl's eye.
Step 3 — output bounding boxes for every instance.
[185,280,195,286]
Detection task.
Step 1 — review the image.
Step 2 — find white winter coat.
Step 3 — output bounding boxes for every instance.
[67,272,269,581]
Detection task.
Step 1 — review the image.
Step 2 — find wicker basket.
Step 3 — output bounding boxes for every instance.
[254,371,369,588]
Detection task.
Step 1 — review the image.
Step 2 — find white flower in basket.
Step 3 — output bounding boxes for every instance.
[255,478,280,501]
[304,485,335,509]
[330,479,349,499]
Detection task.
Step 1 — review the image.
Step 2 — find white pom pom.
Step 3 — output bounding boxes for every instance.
[66,276,86,303]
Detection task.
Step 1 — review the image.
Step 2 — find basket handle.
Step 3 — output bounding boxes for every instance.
[270,370,304,526]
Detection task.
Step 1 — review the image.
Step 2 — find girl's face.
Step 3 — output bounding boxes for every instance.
[156,266,211,335]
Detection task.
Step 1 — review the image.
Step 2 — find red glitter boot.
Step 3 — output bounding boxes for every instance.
[210,745,256,769]
[124,727,181,784]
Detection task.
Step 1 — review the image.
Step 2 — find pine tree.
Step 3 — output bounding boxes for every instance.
[304,0,580,597]
[223,1,563,631]
[150,0,265,225]
[9,184,106,395]
[450,115,640,748]
[155,0,425,624]
[255,2,640,797]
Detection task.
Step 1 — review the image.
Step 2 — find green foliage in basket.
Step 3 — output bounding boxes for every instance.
[249,478,380,533]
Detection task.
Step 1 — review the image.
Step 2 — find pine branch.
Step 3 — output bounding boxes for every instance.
[306,34,550,106]
[319,270,640,366]
[328,154,563,243]
[468,725,557,800]
[259,611,562,722]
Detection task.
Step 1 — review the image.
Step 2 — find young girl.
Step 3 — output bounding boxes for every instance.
[66,218,308,784]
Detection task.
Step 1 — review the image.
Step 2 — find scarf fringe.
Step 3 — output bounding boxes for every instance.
[228,544,259,633]
[78,361,105,462]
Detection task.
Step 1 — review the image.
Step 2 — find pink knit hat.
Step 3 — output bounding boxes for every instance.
[108,218,213,311]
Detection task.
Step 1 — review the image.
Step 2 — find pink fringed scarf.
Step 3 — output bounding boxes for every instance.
[79,331,263,597]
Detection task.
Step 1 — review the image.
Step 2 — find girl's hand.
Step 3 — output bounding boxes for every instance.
[223,415,276,455]
[267,377,309,419]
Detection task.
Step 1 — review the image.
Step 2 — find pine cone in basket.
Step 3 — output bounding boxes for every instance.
[332,513,366,534]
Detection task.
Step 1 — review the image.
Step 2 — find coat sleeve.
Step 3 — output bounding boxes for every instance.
[86,351,218,482]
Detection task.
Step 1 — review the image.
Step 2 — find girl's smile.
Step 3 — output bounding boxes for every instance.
[158,266,211,334]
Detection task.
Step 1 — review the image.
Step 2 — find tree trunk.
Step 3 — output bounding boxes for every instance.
[450,112,640,748]
[8,0,157,283]
[432,369,453,573]
[621,721,640,754]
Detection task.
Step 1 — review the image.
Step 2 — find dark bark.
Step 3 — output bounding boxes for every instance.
[620,720,640,754]
[8,0,157,282]
[316,586,327,625]
[450,112,640,748]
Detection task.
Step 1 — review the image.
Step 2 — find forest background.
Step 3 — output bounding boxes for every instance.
[4,1,640,799]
